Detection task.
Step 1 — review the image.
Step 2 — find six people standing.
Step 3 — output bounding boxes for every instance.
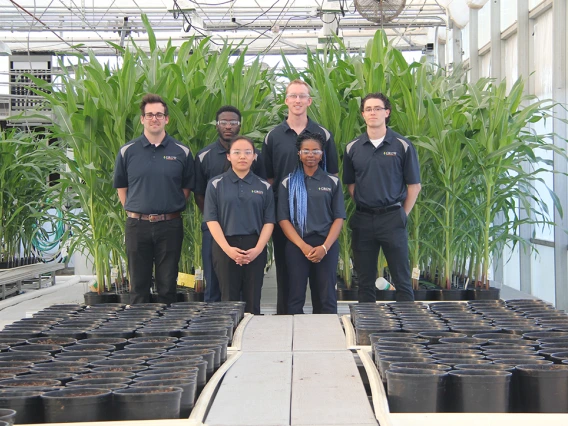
[115,89,420,311]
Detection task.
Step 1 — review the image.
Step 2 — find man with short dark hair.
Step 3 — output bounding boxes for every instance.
[263,79,339,314]
[114,93,194,305]
[194,105,265,302]
[343,92,421,303]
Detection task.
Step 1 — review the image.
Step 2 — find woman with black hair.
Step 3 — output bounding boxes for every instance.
[204,135,275,314]
[277,133,346,314]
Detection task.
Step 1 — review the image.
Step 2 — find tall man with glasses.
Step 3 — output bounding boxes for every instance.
[263,79,339,314]
[194,106,265,303]
[114,93,194,305]
[343,93,421,303]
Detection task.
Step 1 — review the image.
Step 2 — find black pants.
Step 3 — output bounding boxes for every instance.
[350,208,414,303]
[125,217,184,305]
[212,234,266,315]
[273,222,323,315]
[285,234,339,315]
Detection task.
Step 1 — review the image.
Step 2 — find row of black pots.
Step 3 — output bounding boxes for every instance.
[337,287,501,301]
[386,364,568,413]
[369,326,568,413]
[84,290,204,306]
[350,301,568,345]
[0,302,243,422]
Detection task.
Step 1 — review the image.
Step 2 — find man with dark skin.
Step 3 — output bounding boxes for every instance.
[194,106,265,302]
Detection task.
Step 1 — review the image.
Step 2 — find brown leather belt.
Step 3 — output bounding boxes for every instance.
[127,211,181,222]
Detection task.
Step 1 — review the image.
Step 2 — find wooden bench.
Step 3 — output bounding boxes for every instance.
[0,262,65,299]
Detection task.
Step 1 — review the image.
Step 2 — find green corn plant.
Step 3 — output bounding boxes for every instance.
[0,129,58,264]
[463,78,563,288]
[26,15,281,290]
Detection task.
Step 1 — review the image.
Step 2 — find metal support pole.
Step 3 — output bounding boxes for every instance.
[469,7,479,82]
[517,0,533,294]
[553,0,568,309]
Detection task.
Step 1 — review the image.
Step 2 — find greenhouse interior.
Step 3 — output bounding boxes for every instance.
[1,0,568,425]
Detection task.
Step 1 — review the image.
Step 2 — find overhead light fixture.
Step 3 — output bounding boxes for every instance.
[0,41,11,56]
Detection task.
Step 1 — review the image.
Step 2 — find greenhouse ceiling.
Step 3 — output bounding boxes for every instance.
[0,0,450,55]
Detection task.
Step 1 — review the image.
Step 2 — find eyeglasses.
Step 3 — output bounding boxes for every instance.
[230,149,254,156]
[286,94,310,100]
[217,120,240,127]
[364,107,388,113]
[300,149,323,156]
[143,112,166,120]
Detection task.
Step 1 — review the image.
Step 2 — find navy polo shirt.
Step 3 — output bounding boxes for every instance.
[263,117,339,195]
[203,169,275,236]
[113,133,194,214]
[277,167,346,238]
[342,128,420,208]
[194,139,265,196]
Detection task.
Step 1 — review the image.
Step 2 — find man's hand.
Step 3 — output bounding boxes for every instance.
[225,246,248,266]
[241,246,263,264]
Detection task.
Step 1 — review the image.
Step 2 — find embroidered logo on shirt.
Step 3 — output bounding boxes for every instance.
[251,190,264,195]
[384,152,397,156]
[163,155,177,161]
[318,187,332,192]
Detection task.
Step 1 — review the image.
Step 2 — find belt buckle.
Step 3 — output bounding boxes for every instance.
[148,214,160,223]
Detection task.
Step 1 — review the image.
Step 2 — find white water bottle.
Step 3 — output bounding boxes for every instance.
[375,277,392,290]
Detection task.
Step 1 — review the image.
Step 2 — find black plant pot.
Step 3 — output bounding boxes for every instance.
[83,292,119,305]
[132,379,197,418]
[42,388,112,422]
[386,368,447,412]
[112,386,183,420]
[0,390,44,424]
[448,369,512,412]
[336,288,358,301]
[467,287,500,300]
[117,293,131,304]
[0,408,16,425]
[516,364,568,412]
[376,289,396,301]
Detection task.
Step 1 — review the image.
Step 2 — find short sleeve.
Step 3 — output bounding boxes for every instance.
[203,180,219,222]
[403,142,421,185]
[324,131,339,174]
[113,150,128,188]
[182,148,195,190]
[263,188,276,224]
[194,152,207,195]
[342,146,355,185]
[331,180,346,219]
[276,181,291,222]
[262,132,274,180]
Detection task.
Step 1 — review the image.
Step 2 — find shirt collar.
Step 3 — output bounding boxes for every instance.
[305,166,325,181]
[214,138,230,153]
[282,116,318,134]
[362,128,393,146]
[141,133,170,148]
[228,168,254,184]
